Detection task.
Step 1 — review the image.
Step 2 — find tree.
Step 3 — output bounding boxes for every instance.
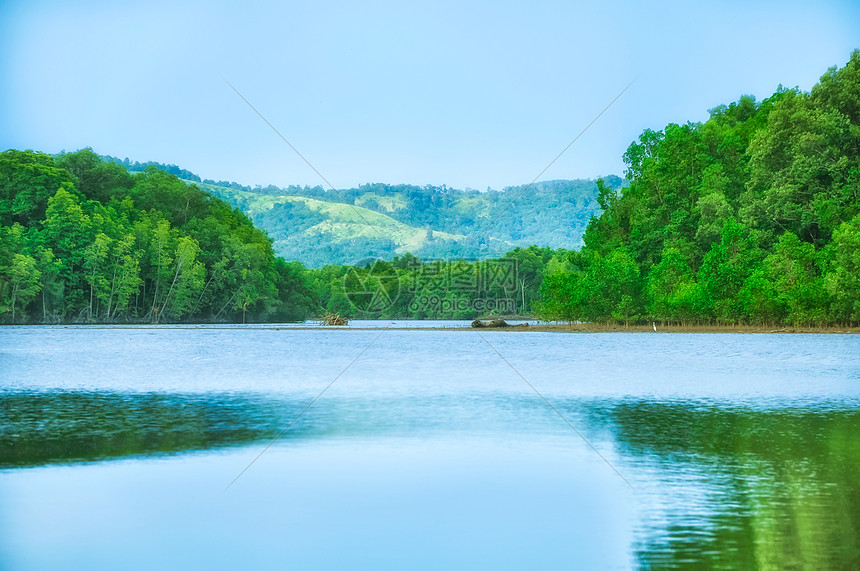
[696,219,763,323]
[810,49,860,127]
[741,89,856,246]
[3,254,41,323]
[762,232,829,325]
[646,248,697,323]
[160,236,205,319]
[34,247,63,322]
[0,149,316,323]
[582,249,641,323]
[41,188,94,316]
[84,233,112,321]
[825,214,860,324]
[535,254,581,322]
[0,150,75,226]
[104,234,142,320]
[57,148,134,203]
[146,219,174,322]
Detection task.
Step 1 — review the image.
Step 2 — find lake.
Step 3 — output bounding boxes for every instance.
[1,326,858,569]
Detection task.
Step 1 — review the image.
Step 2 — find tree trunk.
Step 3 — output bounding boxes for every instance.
[214,287,242,321]
[11,284,18,324]
[159,259,184,317]
[192,271,217,315]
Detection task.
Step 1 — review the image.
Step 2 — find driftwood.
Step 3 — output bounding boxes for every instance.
[321,312,348,326]
[471,319,509,328]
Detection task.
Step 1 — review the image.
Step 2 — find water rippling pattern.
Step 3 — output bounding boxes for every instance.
[1,326,858,569]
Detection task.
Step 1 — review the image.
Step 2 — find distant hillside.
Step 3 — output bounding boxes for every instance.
[102,155,619,266]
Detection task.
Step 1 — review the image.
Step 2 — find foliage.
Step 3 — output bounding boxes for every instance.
[6,52,859,326]
[194,177,616,267]
[0,149,314,323]
[537,50,860,326]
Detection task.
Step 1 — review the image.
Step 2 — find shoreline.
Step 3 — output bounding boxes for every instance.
[483,323,860,334]
[2,323,857,334]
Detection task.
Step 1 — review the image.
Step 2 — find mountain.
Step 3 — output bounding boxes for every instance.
[201,179,618,266]
[102,155,619,266]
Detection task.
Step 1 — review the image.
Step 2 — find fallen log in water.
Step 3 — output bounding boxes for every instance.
[321,313,348,326]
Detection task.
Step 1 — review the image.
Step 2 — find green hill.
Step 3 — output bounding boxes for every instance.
[194,182,476,262]
[0,149,315,324]
[102,154,620,267]
[177,177,619,266]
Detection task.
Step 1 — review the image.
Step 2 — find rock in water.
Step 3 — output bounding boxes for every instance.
[471,319,509,328]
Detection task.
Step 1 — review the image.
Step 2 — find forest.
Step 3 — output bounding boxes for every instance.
[0,149,314,323]
[1,51,858,325]
[536,50,860,326]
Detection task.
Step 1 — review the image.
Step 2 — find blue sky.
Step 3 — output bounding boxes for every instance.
[2,0,859,190]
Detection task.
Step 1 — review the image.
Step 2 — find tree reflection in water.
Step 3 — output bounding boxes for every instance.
[601,401,860,569]
[0,391,298,467]
[2,392,858,567]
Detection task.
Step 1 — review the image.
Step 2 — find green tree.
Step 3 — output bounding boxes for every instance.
[34,247,63,322]
[741,89,856,246]
[159,236,205,320]
[2,254,42,323]
[104,234,143,320]
[0,150,75,226]
[646,248,697,323]
[534,253,580,322]
[42,188,94,316]
[583,249,641,323]
[696,219,763,323]
[84,233,112,321]
[57,148,134,203]
[825,214,860,324]
[763,232,829,325]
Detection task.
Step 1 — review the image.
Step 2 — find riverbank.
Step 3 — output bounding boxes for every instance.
[487,323,860,334]
[3,322,858,333]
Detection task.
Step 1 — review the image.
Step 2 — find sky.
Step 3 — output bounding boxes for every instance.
[2,0,859,191]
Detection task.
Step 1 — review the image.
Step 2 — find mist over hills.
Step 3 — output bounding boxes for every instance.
[101,156,618,266]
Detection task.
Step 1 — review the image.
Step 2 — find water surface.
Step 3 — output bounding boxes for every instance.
[1,327,858,569]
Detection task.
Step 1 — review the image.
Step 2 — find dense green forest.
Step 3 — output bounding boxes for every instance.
[3,51,858,325]
[0,148,550,323]
[0,149,314,323]
[535,50,860,326]
[318,50,860,325]
[305,246,553,320]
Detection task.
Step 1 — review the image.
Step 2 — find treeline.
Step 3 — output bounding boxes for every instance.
[100,155,202,182]
[306,246,554,319]
[537,51,860,326]
[5,52,859,326]
[0,149,314,323]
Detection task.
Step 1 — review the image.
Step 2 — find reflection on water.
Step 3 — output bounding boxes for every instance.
[1,328,858,569]
[2,390,858,568]
[604,402,860,569]
[0,392,291,467]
